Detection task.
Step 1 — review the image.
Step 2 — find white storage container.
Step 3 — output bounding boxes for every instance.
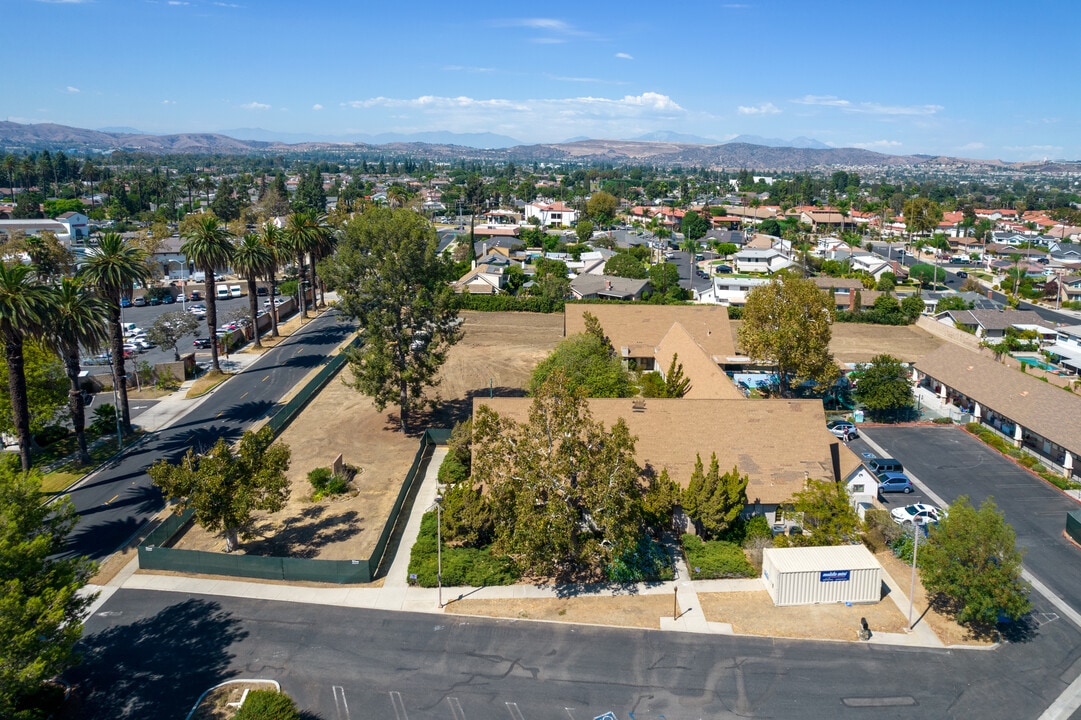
[761,545,882,607]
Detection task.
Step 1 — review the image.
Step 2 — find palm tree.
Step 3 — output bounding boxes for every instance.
[259,223,285,337]
[48,277,109,465]
[283,211,321,317]
[82,232,148,433]
[0,262,51,470]
[181,215,234,372]
[308,216,335,307]
[232,233,275,349]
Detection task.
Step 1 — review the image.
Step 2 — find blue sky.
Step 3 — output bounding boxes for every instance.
[7,0,1078,161]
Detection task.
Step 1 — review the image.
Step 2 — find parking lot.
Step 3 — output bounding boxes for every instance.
[861,424,1081,614]
[82,295,262,375]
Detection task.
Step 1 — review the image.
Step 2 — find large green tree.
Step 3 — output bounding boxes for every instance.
[320,206,462,432]
[45,278,109,465]
[682,454,748,539]
[530,332,634,398]
[737,273,839,395]
[903,197,944,239]
[585,190,618,226]
[180,215,234,373]
[853,354,914,420]
[782,478,861,547]
[0,263,52,470]
[147,427,291,553]
[471,372,646,580]
[681,210,709,241]
[0,457,96,717]
[920,496,1030,627]
[82,232,149,431]
[146,310,199,362]
[292,166,326,215]
[603,252,647,279]
[648,262,681,297]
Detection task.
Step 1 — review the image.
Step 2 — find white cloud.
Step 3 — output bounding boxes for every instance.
[737,102,780,115]
[493,17,593,40]
[312,103,323,111]
[958,142,984,151]
[851,102,942,116]
[793,95,851,107]
[167,1,189,5]
[161,99,176,105]
[65,86,80,93]
[213,2,242,6]
[240,101,270,110]
[615,52,633,60]
[340,92,685,141]
[793,94,940,116]
[849,140,902,149]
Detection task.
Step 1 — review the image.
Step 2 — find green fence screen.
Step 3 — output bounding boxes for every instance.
[1067,510,1081,545]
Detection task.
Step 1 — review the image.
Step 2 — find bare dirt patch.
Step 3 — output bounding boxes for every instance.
[698,588,908,639]
[445,594,674,630]
[171,311,564,561]
[730,320,944,365]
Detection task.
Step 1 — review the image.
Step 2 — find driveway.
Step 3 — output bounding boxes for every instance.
[863,425,1081,615]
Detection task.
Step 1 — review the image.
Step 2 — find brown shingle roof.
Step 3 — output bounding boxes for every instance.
[654,323,745,400]
[915,344,1081,452]
[564,304,736,361]
[473,397,860,504]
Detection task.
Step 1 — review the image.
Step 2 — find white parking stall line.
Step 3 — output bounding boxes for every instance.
[505,701,526,720]
[447,696,466,720]
[332,686,350,720]
[390,691,409,720]
[563,708,577,720]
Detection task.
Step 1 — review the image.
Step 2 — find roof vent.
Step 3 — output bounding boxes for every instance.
[632,399,647,413]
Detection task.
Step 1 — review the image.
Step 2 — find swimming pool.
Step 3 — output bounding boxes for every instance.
[1019,357,1059,372]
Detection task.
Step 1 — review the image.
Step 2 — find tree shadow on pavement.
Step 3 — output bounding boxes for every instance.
[244,507,362,558]
[422,385,526,429]
[60,598,247,719]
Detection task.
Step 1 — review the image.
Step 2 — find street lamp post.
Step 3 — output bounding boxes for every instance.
[107,357,123,451]
[907,518,924,630]
[428,495,443,608]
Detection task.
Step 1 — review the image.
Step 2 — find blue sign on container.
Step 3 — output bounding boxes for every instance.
[820,569,851,582]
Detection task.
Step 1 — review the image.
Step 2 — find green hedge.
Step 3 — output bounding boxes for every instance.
[233,690,300,720]
[407,512,519,587]
[453,295,564,313]
[681,534,756,579]
[965,422,1073,490]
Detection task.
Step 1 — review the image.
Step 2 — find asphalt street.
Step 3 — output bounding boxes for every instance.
[61,308,355,561]
[69,588,1081,720]
[863,425,1081,617]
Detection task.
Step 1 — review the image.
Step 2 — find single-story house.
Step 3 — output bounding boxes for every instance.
[569,274,649,301]
[734,248,792,274]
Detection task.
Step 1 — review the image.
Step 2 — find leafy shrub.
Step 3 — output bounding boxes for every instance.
[606,535,673,583]
[407,512,519,587]
[233,689,300,720]
[89,404,117,435]
[308,466,349,500]
[437,452,468,485]
[932,416,953,424]
[33,425,68,446]
[682,533,756,579]
[862,508,903,552]
[742,515,773,545]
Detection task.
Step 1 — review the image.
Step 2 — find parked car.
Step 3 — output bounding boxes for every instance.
[162,293,176,304]
[148,296,162,306]
[256,286,269,297]
[877,472,915,494]
[868,457,903,474]
[826,420,859,440]
[193,337,213,349]
[956,271,968,278]
[133,296,147,307]
[891,503,945,526]
[120,297,132,308]
[188,290,203,302]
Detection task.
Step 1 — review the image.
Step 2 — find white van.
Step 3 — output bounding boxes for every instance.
[216,285,230,300]
[229,284,242,298]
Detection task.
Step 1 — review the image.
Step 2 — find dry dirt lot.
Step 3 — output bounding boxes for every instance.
[730,320,944,365]
[171,311,563,559]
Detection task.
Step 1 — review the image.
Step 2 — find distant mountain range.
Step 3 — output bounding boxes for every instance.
[0,120,1068,171]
